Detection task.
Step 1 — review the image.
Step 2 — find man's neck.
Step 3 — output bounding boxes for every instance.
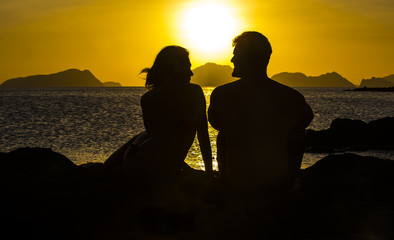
[241,70,269,82]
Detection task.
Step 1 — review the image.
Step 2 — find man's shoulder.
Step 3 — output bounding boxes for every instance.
[269,79,305,98]
[212,79,243,93]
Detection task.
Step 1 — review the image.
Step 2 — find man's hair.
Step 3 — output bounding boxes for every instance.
[232,31,272,66]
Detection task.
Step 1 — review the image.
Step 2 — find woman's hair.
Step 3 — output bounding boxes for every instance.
[141,45,190,90]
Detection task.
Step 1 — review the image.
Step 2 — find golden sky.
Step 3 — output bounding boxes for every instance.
[0,0,393,86]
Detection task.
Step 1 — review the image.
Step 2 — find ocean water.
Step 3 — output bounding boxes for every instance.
[1,87,393,169]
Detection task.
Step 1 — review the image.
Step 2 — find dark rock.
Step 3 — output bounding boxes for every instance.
[306,117,394,152]
[289,154,394,238]
[79,162,107,179]
[368,117,394,149]
[305,129,337,152]
[330,118,369,149]
[0,147,80,189]
[0,148,111,239]
[2,148,394,239]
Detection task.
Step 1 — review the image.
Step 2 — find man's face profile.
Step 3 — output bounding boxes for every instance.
[231,44,246,78]
[231,40,271,78]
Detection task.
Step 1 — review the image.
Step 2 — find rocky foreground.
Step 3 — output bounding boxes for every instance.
[1,148,394,239]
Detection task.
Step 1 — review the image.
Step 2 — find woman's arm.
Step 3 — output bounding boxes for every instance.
[194,86,213,175]
[140,93,153,135]
[197,113,213,175]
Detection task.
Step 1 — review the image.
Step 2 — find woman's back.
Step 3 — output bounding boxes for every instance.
[142,84,202,130]
[122,45,212,188]
[134,83,206,182]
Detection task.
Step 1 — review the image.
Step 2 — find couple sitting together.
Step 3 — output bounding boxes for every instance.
[106,31,313,194]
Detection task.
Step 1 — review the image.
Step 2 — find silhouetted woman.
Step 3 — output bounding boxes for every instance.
[123,46,213,190]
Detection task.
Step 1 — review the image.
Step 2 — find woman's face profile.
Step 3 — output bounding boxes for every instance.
[173,56,193,83]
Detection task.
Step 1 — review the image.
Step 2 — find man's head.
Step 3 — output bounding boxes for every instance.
[231,31,272,78]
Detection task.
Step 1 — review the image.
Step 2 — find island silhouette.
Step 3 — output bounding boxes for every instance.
[191,62,237,86]
[271,72,355,88]
[359,75,394,88]
[0,69,121,88]
[103,81,122,87]
[2,66,393,88]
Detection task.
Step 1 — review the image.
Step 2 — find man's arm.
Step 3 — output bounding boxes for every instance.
[208,88,228,177]
[208,89,221,130]
[216,131,226,177]
[298,96,314,128]
[288,95,314,180]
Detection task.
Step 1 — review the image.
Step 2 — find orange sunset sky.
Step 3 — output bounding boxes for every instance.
[1,0,393,86]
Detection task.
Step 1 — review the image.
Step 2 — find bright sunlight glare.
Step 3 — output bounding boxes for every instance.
[178,2,242,58]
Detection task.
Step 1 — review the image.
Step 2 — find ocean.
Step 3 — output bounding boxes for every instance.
[1,87,393,169]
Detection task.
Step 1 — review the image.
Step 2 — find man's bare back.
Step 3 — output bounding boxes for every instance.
[208,32,313,190]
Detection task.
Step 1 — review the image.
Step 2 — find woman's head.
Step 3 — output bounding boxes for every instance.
[142,46,193,90]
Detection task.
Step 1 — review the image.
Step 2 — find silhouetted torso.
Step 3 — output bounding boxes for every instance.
[209,78,313,189]
[126,83,207,186]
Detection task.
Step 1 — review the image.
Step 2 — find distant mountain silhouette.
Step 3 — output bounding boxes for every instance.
[383,74,394,83]
[103,81,122,87]
[191,63,237,86]
[190,63,356,88]
[0,69,110,88]
[359,75,394,88]
[271,72,355,88]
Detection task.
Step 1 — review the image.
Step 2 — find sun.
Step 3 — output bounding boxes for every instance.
[177,1,242,61]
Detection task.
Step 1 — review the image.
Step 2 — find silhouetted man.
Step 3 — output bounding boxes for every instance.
[208,31,313,191]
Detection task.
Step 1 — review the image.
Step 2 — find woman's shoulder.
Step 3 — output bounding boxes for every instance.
[181,83,203,96]
[188,83,203,91]
[141,90,150,99]
[140,89,156,106]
